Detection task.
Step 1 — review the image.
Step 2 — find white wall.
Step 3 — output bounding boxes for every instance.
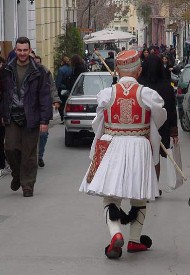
[0,0,4,41]
[4,0,18,45]
[17,0,36,51]
[1,0,36,50]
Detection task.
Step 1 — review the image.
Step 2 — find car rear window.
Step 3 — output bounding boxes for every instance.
[92,50,116,60]
[72,75,113,95]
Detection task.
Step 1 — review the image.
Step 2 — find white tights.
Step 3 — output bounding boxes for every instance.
[103,197,147,243]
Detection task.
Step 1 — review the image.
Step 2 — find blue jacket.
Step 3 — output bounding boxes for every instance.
[0,57,52,128]
[55,64,72,92]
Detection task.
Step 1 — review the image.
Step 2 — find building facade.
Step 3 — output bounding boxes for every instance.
[35,0,66,71]
[0,0,36,51]
[108,0,138,49]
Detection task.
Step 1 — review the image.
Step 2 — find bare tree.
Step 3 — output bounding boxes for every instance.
[133,0,190,20]
[76,0,117,30]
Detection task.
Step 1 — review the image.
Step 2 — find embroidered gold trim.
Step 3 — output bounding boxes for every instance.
[104,122,150,129]
[104,128,150,136]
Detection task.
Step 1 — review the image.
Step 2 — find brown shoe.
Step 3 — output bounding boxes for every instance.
[11,178,21,191]
[22,187,33,197]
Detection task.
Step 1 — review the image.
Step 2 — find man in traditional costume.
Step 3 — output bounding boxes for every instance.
[79,49,167,259]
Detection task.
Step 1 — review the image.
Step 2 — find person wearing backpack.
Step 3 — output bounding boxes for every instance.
[55,56,72,123]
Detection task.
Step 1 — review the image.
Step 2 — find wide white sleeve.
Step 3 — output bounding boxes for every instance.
[89,88,112,160]
[141,87,167,129]
[141,87,167,165]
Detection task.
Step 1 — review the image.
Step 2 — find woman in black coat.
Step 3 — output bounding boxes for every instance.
[161,54,173,82]
[70,54,87,90]
[138,54,178,180]
[140,48,150,65]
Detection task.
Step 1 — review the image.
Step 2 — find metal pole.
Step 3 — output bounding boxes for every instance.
[88,0,91,29]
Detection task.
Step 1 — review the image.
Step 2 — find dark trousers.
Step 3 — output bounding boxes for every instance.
[38,131,49,159]
[0,126,5,169]
[4,122,39,188]
[58,95,67,121]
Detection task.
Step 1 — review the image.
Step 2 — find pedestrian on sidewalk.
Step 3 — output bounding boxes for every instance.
[101,51,115,72]
[80,49,167,259]
[70,54,87,90]
[55,56,72,124]
[34,55,61,168]
[140,48,150,65]
[138,54,178,181]
[0,56,6,176]
[161,54,173,82]
[0,57,11,177]
[0,36,52,197]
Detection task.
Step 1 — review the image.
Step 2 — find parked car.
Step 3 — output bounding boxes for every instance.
[64,72,115,146]
[176,64,190,131]
[181,83,190,132]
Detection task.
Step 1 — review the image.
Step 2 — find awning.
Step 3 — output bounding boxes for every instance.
[83,29,136,44]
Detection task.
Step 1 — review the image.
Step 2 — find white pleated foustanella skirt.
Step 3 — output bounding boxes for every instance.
[79,135,159,201]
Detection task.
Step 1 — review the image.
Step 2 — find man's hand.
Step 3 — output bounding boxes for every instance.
[172,136,179,145]
[53,102,60,109]
[40,124,48,132]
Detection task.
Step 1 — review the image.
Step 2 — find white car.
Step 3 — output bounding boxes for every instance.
[64,71,115,146]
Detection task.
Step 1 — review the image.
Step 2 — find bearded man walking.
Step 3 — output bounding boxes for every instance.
[0,37,52,197]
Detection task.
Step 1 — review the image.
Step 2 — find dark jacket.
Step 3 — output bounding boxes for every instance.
[102,57,115,72]
[42,65,61,104]
[162,64,172,81]
[0,57,52,128]
[138,54,178,155]
[55,64,72,92]
[0,70,3,126]
[70,63,87,90]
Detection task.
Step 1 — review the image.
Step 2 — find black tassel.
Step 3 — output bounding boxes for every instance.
[120,208,130,224]
[120,207,139,225]
[106,203,121,221]
[140,235,152,248]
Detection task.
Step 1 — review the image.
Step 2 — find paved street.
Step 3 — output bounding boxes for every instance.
[0,120,190,275]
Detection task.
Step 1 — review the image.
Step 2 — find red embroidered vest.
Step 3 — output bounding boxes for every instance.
[103,82,151,136]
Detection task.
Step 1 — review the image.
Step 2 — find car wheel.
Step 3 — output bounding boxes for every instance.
[180,111,190,132]
[65,129,75,147]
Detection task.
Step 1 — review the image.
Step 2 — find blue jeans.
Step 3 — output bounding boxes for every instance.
[38,131,49,159]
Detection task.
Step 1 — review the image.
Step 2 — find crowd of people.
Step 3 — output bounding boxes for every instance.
[139,44,181,82]
[84,43,180,88]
